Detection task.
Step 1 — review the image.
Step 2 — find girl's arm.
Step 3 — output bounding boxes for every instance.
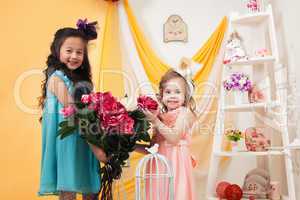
[144,108,196,144]
[150,128,164,146]
[47,75,74,106]
[47,76,107,163]
[88,143,108,163]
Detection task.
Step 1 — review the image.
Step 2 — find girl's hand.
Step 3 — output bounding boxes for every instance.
[88,143,108,163]
[150,132,165,146]
[143,108,159,123]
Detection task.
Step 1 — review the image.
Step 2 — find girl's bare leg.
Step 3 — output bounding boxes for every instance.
[59,191,76,200]
[82,193,99,200]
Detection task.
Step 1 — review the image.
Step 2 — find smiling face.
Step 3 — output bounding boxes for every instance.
[161,77,186,111]
[59,37,85,70]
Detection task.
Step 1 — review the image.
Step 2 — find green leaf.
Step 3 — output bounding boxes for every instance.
[59,120,69,128]
[140,132,151,142]
[87,112,96,122]
[129,109,146,120]
[57,125,77,139]
[134,120,150,134]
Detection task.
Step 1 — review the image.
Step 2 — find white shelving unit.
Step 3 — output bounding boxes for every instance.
[214,150,285,157]
[231,12,269,24]
[207,196,290,200]
[206,4,296,200]
[226,56,276,66]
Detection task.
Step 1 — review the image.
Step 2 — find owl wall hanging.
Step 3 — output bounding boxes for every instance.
[164,14,188,43]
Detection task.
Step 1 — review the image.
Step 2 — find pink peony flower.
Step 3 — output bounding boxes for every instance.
[60,105,76,117]
[137,96,158,111]
[120,114,134,134]
[102,99,126,116]
[81,94,91,104]
[102,115,120,129]
[101,113,134,135]
[90,92,109,104]
[82,91,134,134]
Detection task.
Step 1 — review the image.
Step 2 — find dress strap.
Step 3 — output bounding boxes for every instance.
[54,70,71,85]
[49,70,73,91]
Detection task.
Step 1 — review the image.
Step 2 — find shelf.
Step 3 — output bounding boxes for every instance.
[226,56,276,66]
[208,197,270,200]
[208,196,289,200]
[207,195,290,200]
[286,138,300,150]
[214,150,285,157]
[231,12,270,25]
[223,101,280,112]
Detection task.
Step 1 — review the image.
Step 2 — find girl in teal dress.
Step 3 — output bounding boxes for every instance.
[38,23,107,200]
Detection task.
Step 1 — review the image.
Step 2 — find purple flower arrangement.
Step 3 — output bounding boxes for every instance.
[223,73,252,92]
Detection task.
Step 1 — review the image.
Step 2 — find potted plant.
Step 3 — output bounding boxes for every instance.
[223,72,252,105]
[225,129,244,152]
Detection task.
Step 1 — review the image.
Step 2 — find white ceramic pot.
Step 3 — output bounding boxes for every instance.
[232,90,249,105]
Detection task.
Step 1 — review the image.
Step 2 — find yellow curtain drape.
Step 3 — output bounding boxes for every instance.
[123,0,169,85]
[97,2,124,97]
[99,1,228,199]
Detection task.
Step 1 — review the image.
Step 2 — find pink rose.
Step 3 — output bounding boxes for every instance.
[88,92,126,116]
[81,94,91,104]
[102,113,134,135]
[102,100,126,116]
[90,92,102,104]
[89,92,110,104]
[102,114,120,129]
[120,114,134,134]
[137,96,158,111]
[60,105,76,117]
[251,132,258,138]
[93,92,126,116]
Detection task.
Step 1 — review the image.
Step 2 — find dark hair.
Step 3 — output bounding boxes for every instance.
[38,28,93,120]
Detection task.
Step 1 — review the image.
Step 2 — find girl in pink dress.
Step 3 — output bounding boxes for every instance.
[143,69,197,200]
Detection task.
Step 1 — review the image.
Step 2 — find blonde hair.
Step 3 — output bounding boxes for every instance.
[159,69,196,114]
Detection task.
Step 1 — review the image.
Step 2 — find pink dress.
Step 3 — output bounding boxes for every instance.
[146,110,196,200]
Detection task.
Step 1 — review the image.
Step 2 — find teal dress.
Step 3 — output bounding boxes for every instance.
[38,70,100,196]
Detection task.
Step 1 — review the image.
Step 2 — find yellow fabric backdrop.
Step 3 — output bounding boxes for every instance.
[0,1,119,200]
[96,2,124,96]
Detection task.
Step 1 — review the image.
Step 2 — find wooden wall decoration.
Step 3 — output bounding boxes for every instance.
[164,14,188,43]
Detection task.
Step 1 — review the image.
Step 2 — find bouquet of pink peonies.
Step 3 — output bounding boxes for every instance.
[58,92,158,200]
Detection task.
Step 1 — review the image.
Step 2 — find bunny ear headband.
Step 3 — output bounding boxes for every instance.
[175,57,202,98]
[76,18,98,40]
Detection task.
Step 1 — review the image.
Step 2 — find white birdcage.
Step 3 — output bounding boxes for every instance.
[135,144,174,200]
